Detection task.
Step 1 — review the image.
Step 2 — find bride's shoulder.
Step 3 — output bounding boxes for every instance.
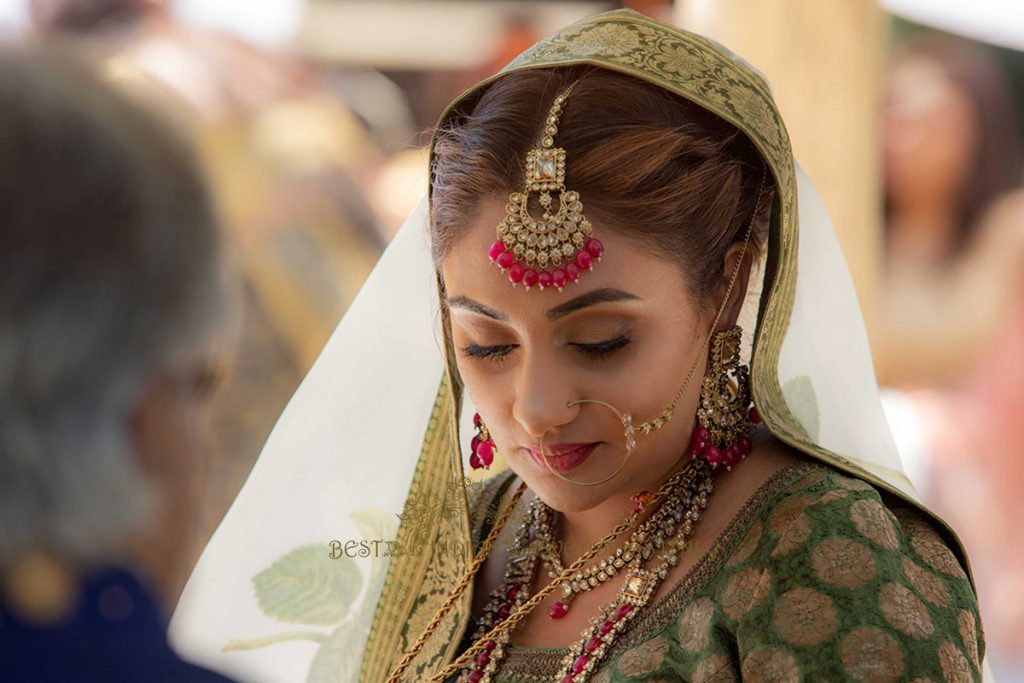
[703,454,984,681]
[717,433,973,584]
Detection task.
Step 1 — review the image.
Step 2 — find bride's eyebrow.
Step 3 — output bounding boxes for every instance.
[446,288,641,322]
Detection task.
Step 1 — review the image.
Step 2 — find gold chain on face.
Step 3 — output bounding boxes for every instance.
[535,167,769,487]
[632,166,768,437]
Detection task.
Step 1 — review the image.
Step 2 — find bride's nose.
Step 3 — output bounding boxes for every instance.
[511,346,577,439]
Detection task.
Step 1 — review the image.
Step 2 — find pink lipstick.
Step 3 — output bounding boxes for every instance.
[528,442,599,474]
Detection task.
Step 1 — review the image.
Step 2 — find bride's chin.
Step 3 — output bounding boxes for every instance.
[518,475,618,514]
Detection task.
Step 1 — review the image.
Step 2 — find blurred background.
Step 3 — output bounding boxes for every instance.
[0,0,1021,678]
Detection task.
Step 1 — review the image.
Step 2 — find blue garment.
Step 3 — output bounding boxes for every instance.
[0,565,238,683]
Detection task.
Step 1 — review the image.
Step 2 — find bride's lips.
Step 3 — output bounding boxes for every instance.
[527,442,599,474]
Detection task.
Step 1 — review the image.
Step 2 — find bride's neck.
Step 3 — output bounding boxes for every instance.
[555,454,692,562]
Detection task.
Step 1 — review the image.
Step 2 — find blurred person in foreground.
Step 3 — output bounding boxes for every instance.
[0,44,239,682]
[29,0,393,557]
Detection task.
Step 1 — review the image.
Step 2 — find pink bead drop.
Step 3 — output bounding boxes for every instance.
[475,651,490,668]
[575,250,593,270]
[565,262,581,282]
[508,263,525,284]
[749,406,761,424]
[723,444,741,468]
[689,427,709,456]
[483,640,496,651]
[470,436,480,453]
[586,238,604,259]
[585,636,602,653]
[572,655,589,674]
[506,585,519,600]
[469,452,482,470]
[496,602,510,619]
[522,269,539,288]
[552,269,568,290]
[496,251,514,269]
[468,670,484,683]
[549,601,568,619]
[488,241,506,261]
[598,619,614,635]
[704,445,722,468]
[476,440,494,467]
[538,270,553,290]
[473,412,481,427]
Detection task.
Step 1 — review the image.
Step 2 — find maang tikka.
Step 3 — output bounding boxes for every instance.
[488,83,604,291]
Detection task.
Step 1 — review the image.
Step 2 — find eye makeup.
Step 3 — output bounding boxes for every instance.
[460,334,632,363]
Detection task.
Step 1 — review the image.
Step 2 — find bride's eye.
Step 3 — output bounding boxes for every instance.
[571,335,631,358]
[461,343,516,361]
[460,335,631,363]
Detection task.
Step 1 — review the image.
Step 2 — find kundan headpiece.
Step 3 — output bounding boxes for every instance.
[487,82,604,291]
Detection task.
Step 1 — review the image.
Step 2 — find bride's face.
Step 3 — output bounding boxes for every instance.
[442,195,715,513]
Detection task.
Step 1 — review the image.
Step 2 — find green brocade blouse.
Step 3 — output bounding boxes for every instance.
[452,462,984,682]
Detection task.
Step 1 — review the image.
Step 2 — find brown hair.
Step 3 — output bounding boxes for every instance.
[430,66,774,305]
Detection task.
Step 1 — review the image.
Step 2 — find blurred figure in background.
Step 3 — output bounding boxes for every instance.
[0,44,238,682]
[879,30,1024,678]
[878,31,1024,386]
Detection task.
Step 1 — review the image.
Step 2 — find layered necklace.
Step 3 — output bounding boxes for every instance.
[460,456,714,683]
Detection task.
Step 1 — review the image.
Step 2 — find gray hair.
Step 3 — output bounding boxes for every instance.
[0,44,228,569]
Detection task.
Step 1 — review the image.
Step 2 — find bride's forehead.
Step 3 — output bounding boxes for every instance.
[442,216,690,314]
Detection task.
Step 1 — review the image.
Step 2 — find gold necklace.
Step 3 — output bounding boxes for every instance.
[460,457,712,683]
[515,465,702,619]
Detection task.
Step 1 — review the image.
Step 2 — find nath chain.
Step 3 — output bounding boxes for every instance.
[633,166,768,437]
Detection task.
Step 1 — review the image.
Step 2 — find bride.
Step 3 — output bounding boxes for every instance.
[170,9,990,683]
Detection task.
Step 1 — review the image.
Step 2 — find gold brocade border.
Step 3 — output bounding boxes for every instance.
[360,373,471,682]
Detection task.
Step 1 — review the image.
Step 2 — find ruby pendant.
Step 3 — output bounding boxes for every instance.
[548,600,568,619]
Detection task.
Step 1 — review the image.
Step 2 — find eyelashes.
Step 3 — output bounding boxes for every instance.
[574,335,631,359]
[461,343,517,361]
[460,335,632,363]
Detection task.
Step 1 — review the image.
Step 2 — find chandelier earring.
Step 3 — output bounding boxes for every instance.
[689,325,758,470]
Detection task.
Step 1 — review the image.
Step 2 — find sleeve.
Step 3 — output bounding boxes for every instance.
[732,469,985,683]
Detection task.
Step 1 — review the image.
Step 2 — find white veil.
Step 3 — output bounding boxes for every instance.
[170,197,445,682]
[169,9,989,682]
